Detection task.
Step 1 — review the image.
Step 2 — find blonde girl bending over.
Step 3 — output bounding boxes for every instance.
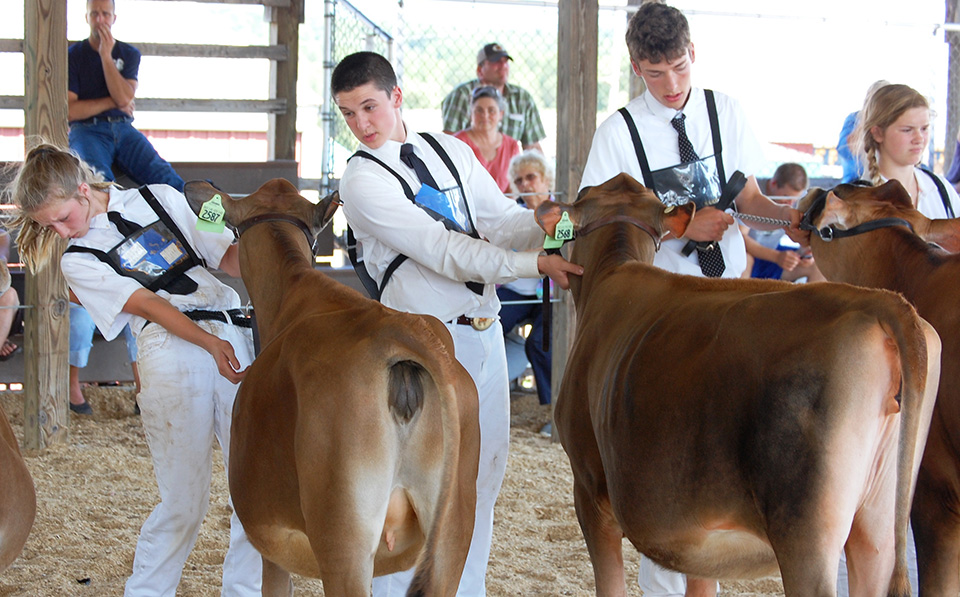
[7,143,261,596]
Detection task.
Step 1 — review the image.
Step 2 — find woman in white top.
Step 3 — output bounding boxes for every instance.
[7,143,261,596]
[855,82,958,219]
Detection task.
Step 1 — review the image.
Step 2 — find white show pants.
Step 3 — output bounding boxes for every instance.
[124,320,261,597]
[373,320,510,597]
[638,558,719,597]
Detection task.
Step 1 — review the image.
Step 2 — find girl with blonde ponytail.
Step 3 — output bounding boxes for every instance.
[7,144,113,271]
[5,141,263,594]
[853,83,958,218]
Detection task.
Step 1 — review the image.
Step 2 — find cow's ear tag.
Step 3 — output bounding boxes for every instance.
[196,194,226,233]
[544,212,574,249]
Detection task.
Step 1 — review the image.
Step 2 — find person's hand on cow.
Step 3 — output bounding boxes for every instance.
[538,252,584,290]
[204,336,249,384]
[782,207,811,247]
[681,206,734,242]
[122,288,249,383]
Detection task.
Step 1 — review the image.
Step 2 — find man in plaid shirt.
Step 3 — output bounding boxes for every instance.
[441,42,546,152]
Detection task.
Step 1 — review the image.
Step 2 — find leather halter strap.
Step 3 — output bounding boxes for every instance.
[799,188,914,242]
[576,214,662,251]
[235,213,314,249]
[235,213,317,256]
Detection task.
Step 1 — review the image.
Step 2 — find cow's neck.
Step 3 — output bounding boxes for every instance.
[570,224,657,304]
[815,228,947,296]
[238,222,337,343]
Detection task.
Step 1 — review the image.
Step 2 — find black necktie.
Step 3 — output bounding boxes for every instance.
[670,113,725,277]
[400,143,440,190]
[108,211,198,295]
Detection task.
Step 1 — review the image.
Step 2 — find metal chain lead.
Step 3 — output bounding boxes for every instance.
[730,210,793,228]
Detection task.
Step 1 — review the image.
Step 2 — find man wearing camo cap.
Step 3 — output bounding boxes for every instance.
[441,42,546,152]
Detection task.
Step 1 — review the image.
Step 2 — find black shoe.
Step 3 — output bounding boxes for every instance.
[70,401,93,415]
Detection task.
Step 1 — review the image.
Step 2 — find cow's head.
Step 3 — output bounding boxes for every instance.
[534,173,694,248]
[183,178,340,241]
[797,180,959,252]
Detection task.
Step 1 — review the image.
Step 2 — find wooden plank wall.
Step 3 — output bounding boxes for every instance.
[15,0,302,449]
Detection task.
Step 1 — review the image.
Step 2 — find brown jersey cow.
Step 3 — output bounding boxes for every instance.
[799,180,960,596]
[0,260,34,574]
[536,173,939,597]
[0,402,34,574]
[185,179,479,596]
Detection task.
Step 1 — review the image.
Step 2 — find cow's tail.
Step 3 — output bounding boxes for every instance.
[398,325,479,597]
[876,295,939,597]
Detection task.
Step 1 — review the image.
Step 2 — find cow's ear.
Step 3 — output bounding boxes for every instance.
[183,180,235,215]
[661,202,694,238]
[875,179,914,210]
[313,191,340,231]
[534,201,572,237]
[817,192,849,228]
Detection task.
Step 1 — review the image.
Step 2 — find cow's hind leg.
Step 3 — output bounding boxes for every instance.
[912,476,960,597]
[844,518,895,597]
[261,557,294,597]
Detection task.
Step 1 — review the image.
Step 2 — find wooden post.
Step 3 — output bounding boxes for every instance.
[267,0,301,161]
[23,0,70,449]
[552,0,598,437]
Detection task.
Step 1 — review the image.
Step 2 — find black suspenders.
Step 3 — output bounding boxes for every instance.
[65,186,205,295]
[346,133,483,301]
[918,166,957,218]
[618,89,726,191]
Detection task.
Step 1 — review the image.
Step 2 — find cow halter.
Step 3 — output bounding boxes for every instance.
[799,187,914,242]
[571,214,663,251]
[236,213,317,253]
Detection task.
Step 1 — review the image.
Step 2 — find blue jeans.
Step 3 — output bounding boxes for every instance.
[69,117,184,191]
[69,303,137,368]
[497,287,551,405]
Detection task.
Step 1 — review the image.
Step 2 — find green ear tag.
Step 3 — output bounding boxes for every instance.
[543,211,574,250]
[196,194,226,234]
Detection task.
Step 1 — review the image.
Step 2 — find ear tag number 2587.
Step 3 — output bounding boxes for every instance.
[196,194,226,234]
[543,211,574,250]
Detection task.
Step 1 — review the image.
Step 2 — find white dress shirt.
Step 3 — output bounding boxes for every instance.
[62,184,241,341]
[878,168,959,219]
[580,87,765,278]
[340,130,543,322]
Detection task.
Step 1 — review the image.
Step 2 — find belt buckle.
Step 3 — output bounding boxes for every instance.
[470,317,494,331]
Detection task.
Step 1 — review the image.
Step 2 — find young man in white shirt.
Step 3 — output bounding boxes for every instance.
[332,51,581,597]
[580,3,802,596]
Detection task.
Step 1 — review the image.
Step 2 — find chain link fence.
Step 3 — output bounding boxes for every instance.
[326,0,635,179]
[324,1,958,188]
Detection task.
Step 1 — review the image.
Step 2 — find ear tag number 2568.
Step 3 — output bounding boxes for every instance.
[196,194,226,234]
[543,211,574,250]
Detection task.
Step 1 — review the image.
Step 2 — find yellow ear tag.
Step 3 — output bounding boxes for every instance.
[543,211,574,250]
[196,194,226,234]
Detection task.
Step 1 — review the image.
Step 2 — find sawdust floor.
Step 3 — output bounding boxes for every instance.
[0,386,784,596]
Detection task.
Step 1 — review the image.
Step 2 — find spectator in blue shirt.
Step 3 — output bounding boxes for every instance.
[68,0,183,191]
